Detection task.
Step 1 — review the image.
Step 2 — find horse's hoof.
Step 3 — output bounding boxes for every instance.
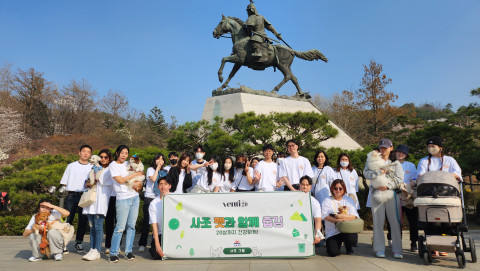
[219,76,224,83]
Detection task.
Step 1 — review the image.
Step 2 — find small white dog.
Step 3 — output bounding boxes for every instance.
[366,150,399,203]
[88,155,103,186]
[125,156,145,191]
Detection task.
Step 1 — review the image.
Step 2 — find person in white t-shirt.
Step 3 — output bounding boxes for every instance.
[82,149,113,261]
[277,139,314,191]
[109,145,144,263]
[139,153,167,252]
[216,157,235,192]
[23,199,70,262]
[333,153,360,210]
[231,154,254,192]
[148,176,171,260]
[60,144,93,253]
[299,176,324,244]
[311,150,336,205]
[190,145,209,187]
[254,144,279,192]
[250,157,260,171]
[417,136,462,258]
[198,155,223,192]
[321,179,359,257]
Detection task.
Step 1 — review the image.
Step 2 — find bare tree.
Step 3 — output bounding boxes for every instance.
[12,68,55,139]
[100,89,129,128]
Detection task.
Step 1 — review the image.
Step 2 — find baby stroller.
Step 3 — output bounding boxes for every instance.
[414,171,477,268]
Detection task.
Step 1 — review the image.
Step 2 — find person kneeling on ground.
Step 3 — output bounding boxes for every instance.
[148,176,172,259]
[321,179,359,257]
[23,199,70,262]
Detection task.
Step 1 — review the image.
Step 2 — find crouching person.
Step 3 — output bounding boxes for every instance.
[23,199,70,262]
[149,176,171,260]
[322,179,359,257]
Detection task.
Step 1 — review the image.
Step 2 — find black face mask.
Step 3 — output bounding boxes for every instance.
[170,159,178,165]
[236,162,245,168]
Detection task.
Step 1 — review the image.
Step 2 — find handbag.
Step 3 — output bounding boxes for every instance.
[336,217,364,233]
[78,185,96,208]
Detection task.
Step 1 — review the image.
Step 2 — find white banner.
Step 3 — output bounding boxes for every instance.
[163,192,314,259]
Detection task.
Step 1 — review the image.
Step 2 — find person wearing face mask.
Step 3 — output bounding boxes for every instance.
[333,153,359,210]
[164,152,178,173]
[216,157,235,192]
[364,139,404,259]
[231,154,255,192]
[417,136,462,258]
[189,145,209,187]
[253,144,279,192]
[197,155,223,192]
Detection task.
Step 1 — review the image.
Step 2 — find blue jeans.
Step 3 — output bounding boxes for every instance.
[110,195,139,256]
[87,214,105,251]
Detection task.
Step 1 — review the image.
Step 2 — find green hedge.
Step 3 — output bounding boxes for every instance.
[0,215,31,235]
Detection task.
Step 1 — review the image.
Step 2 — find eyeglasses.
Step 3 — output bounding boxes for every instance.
[100,156,109,159]
[333,187,343,191]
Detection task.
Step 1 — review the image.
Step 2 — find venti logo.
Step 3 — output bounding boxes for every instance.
[223,200,248,207]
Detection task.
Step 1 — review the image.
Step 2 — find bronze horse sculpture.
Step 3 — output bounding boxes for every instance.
[213,15,328,98]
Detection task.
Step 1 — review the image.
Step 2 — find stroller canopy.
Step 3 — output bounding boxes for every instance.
[417,171,460,198]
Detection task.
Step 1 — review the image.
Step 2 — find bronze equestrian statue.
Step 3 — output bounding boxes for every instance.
[212,2,328,99]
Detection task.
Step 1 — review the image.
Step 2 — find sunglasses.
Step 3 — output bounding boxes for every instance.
[100,156,109,159]
[333,187,343,191]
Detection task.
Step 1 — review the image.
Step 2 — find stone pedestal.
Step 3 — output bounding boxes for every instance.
[201,88,362,150]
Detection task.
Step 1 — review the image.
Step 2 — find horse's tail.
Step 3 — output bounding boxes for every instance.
[293,49,328,62]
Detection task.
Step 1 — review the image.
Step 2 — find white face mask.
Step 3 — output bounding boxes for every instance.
[224,163,232,170]
[210,163,218,171]
[195,153,204,160]
[340,161,349,168]
[428,146,441,156]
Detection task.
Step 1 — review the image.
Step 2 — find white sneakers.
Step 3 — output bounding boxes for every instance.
[28,256,42,262]
[54,254,63,261]
[376,251,386,258]
[83,249,101,261]
[138,246,145,252]
[393,253,403,259]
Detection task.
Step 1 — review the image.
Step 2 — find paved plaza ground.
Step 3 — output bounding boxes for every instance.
[2,231,479,271]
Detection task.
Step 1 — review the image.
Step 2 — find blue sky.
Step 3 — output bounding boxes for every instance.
[1,0,479,124]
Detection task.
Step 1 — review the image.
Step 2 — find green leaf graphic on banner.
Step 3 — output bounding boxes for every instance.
[189,248,194,256]
[176,245,182,249]
[292,228,300,237]
[169,218,180,230]
[290,211,307,221]
[298,200,303,206]
[176,202,183,211]
[180,230,185,238]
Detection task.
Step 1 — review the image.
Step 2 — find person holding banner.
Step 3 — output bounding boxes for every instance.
[322,179,359,257]
[148,176,171,260]
[299,176,324,244]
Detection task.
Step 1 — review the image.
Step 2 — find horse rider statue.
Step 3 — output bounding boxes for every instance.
[244,0,282,61]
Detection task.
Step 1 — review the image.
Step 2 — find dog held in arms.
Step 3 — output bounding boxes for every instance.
[126,155,145,192]
[32,212,52,257]
[366,150,400,204]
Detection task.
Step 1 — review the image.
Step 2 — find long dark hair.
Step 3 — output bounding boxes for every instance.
[178,153,191,171]
[98,149,112,168]
[220,157,234,183]
[206,155,221,185]
[313,150,329,168]
[336,153,353,172]
[236,154,248,176]
[114,145,129,161]
[150,153,166,170]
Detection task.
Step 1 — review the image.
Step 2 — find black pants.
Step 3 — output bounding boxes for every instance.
[64,192,88,243]
[139,197,154,247]
[283,184,300,191]
[326,233,357,257]
[104,196,117,248]
[149,234,163,260]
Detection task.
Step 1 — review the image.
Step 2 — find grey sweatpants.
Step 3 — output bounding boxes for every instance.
[371,190,402,254]
[29,229,63,258]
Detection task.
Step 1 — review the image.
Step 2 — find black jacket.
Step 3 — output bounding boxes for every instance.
[167,167,192,193]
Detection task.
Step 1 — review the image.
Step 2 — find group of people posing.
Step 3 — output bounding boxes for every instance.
[23,135,462,263]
